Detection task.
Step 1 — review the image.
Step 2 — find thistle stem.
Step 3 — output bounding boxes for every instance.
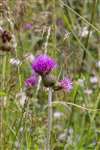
[1,54,7,150]
[46,88,53,150]
[81,0,97,65]
[35,76,42,97]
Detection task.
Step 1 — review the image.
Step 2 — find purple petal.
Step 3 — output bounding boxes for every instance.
[32,54,57,76]
[25,74,38,87]
[24,23,33,30]
[59,78,73,92]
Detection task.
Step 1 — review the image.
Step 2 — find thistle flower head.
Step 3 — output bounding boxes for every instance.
[25,74,38,87]
[1,30,12,43]
[32,54,57,76]
[59,78,73,92]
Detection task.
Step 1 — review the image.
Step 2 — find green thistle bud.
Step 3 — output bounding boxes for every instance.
[42,74,56,87]
[53,82,62,91]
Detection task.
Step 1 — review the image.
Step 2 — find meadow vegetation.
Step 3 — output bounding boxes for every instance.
[0,0,100,149]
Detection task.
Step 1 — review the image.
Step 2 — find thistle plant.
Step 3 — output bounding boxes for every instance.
[1,1,100,149]
[25,54,72,149]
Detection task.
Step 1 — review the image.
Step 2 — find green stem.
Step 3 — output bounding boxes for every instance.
[52,0,56,57]
[46,88,53,150]
[82,0,98,63]
[11,98,28,149]
[1,55,7,150]
[60,0,100,33]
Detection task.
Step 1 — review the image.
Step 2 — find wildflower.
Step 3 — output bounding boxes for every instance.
[79,27,89,37]
[68,128,73,134]
[54,111,64,119]
[32,54,57,76]
[56,18,64,27]
[90,76,98,84]
[58,133,67,141]
[84,89,93,95]
[25,74,38,87]
[59,78,73,92]
[77,79,85,87]
[16,91,27,106]
[9,58,21,66]
[64,31,71,40]
[96,60,100,68]
[19,127,24,133]
[24,23,33,30]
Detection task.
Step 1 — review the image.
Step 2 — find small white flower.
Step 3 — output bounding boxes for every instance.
[58,133,66,141]
[9,58,21,66]
[64,31,71,40]
[77,79,85,87]
[16,92,27,106]
[79,27,91,37]
[19,127,24,133]
[68,128,73,134]
[84,89,93,95]
[96,60,100,68]
[90,76,98,84]
[54,111,64,119]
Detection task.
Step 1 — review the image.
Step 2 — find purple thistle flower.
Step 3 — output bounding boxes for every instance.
[59,78,73,92]
[32,54,57,76]
[25,74,38,87]
[24,23,33,30]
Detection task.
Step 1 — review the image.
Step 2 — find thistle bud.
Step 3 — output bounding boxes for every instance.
[0,43,14,52]
[1,30,12,43]
[42,74,56,87]
[53,82,62,91]
[0,29,14,52]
